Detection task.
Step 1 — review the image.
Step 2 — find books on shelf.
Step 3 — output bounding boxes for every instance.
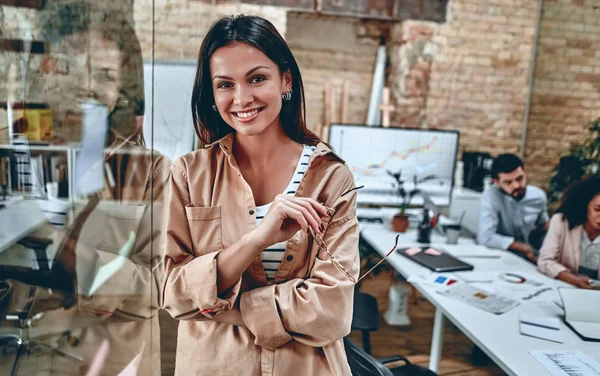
[0,136,71,199]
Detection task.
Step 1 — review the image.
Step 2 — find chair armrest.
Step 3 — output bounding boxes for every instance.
[380,355,408,364]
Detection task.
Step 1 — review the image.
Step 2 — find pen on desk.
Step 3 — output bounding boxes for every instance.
[520,320,560,331]
[523,287,552,301]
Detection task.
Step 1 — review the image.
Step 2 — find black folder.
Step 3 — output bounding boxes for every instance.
[397,246,474,272]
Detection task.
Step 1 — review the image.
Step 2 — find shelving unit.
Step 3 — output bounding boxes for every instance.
[0,142,78,208]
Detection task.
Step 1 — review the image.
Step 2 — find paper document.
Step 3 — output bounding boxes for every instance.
[455,271,494,283]
[530,350,600,376]
[519,314,563,343]
[438,282,519,315]
[493,272,550,301]
[74,101,108,196]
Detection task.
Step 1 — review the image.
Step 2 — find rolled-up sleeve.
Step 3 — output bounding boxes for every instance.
[537,214,569,278]
[162,161,241,320]
[240,170,359,349]
[477,191,514,250]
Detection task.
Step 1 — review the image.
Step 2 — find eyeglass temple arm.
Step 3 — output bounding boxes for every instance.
[357,234,399,283]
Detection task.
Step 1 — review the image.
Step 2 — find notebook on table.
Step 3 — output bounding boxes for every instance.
[558,287,600,342]
[397,246,474,272]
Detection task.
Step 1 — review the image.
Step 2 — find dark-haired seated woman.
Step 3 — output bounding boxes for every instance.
[538,177,600,289]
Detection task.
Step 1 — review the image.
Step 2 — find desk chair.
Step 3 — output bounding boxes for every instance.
[344,337,438,376]
[354,237,382,354]
[352,288,379,354]
[0,236,82,375]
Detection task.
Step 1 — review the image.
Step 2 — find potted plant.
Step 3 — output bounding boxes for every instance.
[548,117,600,211]
[386,171,422,232]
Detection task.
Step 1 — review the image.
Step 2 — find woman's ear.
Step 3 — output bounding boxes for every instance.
[282,70,292,92]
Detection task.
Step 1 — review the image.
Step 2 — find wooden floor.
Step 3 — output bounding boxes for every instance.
[158,271,507,375]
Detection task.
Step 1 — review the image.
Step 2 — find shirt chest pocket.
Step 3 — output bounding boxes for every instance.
[185,204,223,256]
[79,201,146,254]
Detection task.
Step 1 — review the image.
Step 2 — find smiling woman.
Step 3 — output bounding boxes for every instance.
[191,15,318,146]
[162,14,360,376]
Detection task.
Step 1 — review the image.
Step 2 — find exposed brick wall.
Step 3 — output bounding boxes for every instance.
[2,0,599,187]
[133,0,287,61]
[285,12,380,136]
[424,0,538,160]
[0,6,44,106]
[389,20,437,129]
[525,0,600,187]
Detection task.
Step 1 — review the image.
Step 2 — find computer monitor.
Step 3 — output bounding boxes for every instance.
[328,124,459,207]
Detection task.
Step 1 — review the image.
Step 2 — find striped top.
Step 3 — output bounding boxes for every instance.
[256,145,316,283]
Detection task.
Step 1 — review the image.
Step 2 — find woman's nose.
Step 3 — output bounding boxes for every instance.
[233,85,253,108]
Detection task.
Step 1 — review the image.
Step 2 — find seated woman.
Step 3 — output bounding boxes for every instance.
[538,177,600,289]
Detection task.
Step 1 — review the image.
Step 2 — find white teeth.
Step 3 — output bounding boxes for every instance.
[235,108,260,119]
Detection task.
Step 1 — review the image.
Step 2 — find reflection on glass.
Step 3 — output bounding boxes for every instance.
[0,3,168,375]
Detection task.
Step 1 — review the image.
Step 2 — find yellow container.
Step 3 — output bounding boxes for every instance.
[12,108,54,141]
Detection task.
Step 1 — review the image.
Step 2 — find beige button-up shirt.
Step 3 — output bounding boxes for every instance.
[163,133,359,376]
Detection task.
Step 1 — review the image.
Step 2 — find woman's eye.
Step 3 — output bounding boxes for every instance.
[250,75,266,84]
[217,82,232,89]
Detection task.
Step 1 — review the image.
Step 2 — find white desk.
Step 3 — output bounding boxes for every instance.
[360,222,600,376]
[0,199,48,254]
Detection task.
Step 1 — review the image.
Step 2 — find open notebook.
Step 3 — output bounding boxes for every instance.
[558,287,600,342]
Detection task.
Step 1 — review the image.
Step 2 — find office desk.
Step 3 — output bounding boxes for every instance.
[360,222,600,375]
[0,199,48,254]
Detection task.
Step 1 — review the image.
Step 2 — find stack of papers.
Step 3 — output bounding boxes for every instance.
[519,314,563,343]
[438,282,520,315]
[530,350,600,376]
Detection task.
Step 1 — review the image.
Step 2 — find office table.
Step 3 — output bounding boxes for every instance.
[0,199,48,255]
[359,222,600,376]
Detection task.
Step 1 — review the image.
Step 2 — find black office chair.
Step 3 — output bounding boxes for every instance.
[353,236,384,354]
[344,337,438,376]
[0,237,82,375]
[352,288,380,354]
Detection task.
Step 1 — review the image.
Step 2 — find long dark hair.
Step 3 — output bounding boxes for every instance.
[191,15,320,146]
[556,177,600,229]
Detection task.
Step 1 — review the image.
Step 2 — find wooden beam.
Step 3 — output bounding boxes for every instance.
[0,39,45,54]
[0,0,46,9]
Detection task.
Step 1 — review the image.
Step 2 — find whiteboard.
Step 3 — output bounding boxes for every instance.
[142,62,197,161]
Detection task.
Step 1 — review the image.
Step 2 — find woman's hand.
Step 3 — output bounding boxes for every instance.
[247,195,331,251]
[558,271,594,289]
[575,275,593,289]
